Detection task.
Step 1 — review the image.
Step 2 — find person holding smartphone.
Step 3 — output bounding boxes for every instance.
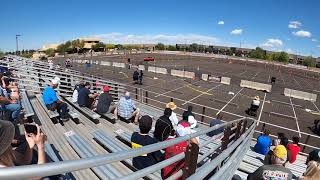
[0,120,47,173]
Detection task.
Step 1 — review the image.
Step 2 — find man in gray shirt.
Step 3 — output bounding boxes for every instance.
[247,145,293,180]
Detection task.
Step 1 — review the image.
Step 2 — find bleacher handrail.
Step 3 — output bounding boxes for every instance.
[0,117,253,180]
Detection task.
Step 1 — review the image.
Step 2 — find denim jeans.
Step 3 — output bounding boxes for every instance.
[46,102,68,119]
[5,101,22,121]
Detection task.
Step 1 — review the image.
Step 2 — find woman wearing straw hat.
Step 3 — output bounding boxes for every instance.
[247,95,261,117]
[166,102,179,129]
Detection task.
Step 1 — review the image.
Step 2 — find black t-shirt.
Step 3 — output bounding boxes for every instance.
[77,87,90,106]
[131,132,163,170]
[96,92,113,114]
[153,115,173,142]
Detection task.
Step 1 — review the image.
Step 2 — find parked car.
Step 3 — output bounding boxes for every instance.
[143,57,155,61]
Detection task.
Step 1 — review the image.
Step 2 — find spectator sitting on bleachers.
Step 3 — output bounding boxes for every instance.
[207,113,224,138]
[0,120,47,170]
[248,145,293,180]
[96,86,116,114]
[254,129,272,155]
[0,74,21,122]
[300,161,320,180]
[287,136,300,164]
[42,77,69,121]
[72,81,84,103]
[77,82,98,109]
[154,108,174,142]
[166,102,179,129]
[273,132,286,146]
[114,92,140,123]
[182,105,197,129]
[162,121,198,179]
[264,136,292,165]
[131,115,163,170]
[310,119,320,135]
[307,149,320,164]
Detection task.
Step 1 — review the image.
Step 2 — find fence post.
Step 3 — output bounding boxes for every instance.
[235,120,243,139]
[182,142,199,179]
[201,107,206,122]
[221,126,232,151]
[302,135,310,153]
[241,120,248,135]
[261,123,266,134]
[170,98,173,102]
[135,88,138,100]
[145,91,148,104]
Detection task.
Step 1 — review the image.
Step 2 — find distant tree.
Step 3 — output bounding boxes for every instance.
[167,45,177,51]
[302,56,316,67]
[105,44,115,50]
[71,39,85,53]
[92,42,106,52]
[265,53,273,61]
[230,47,236,56]
[45,48,55,57]
[249,47,267,60]
[115,44,124,50]
[0,50,4,57]
[155,43,165,50]
[277,51,289,63]
[189,43,199,52]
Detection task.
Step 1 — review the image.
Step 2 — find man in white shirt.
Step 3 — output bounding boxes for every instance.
[247,96,260,116]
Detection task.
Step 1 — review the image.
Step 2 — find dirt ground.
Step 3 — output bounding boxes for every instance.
[53,53,320,153]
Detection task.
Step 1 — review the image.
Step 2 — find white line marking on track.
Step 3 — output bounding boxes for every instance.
[257,93,267,126]
[313,102,320,113]
[216,88,243,115]
[182,84,222,105]
[293,77,302,89]
[155,83,190,97]
[143,78,181,89]
[238,70,247,76]
[289,97,301,138]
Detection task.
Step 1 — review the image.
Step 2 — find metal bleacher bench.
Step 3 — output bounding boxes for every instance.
[64,131,124,179]
[64,97,100,123]
[92,130,162,179]
[20,90,35,118]
[35,94,59,119]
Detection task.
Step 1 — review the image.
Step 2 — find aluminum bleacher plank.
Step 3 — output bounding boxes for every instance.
[235,170,248,180]
[20,90,35,117]
[35,94,60,118]
[64,97,100,123]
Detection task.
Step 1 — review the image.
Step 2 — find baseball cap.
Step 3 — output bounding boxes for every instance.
[51,76,60,85]
[0,120,15,156]
[103,86,110,92]
[273,145,287,159]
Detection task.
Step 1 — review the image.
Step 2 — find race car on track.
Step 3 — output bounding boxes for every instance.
[143,57,155,61]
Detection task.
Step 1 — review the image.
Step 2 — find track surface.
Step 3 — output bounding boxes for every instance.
[54,53,320,153]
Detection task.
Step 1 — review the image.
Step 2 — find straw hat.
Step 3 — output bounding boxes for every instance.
[166,102,177,110]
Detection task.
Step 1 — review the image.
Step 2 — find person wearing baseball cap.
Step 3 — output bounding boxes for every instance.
[77,82,99,109]
[0,120,47,169]
[42,76,69,121]
[96,86,116,114]
[248,145,293,180]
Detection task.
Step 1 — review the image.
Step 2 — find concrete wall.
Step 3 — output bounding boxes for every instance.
[148,66,168,74]
[240,80,272,92]
[221,77,231,85]
[202,74,209,81]
[100,61,111,66]
[284,88,317,102]
[112,62,125,68]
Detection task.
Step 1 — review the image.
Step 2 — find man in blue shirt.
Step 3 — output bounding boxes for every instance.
[42,77,69,121]
[207,113,224,137]
[254,129,272,155]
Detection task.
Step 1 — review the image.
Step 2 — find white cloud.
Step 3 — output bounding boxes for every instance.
[230,29,243,35]
[288,21,302,29]
[285,48,294,54]
[317,45,320,48]
[261,38,283,48]
[292,30,312,38]
[88,32,219,45]
[311,38,317,42]
[218,21,224,25]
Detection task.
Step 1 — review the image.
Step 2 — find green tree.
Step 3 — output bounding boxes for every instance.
[115,44,124,50]
[277,51,289,63]
[249,47,267,60]
[302,56,316,67]
[92,42,106,52]
[0,50,4,57]
[230,47,236,56]
[71,39,85,53]
[155,43,165,50]
[45,48,55,57]
[265,53,273,61]
[105,44,115,50]
[167,45,177,51]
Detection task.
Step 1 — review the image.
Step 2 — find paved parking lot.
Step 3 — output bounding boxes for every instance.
[54,53,320,153]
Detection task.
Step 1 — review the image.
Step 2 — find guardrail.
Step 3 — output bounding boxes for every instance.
[0,117,255,179]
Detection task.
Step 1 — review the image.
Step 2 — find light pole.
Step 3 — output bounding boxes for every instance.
[16,34,21,55]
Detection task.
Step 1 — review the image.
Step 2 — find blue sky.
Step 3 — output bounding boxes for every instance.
[1,0,319,56]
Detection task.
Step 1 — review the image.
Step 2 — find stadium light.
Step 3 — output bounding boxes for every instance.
[16,34,21,55]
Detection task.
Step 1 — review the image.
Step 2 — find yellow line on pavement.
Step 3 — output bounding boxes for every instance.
[186,85,213,96]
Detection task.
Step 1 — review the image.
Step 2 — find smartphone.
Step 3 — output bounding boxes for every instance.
[24,124,38,135]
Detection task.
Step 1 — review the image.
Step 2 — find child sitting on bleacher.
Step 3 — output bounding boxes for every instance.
[131,115,163,170]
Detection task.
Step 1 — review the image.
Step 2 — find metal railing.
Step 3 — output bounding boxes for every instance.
[0,117,255,180]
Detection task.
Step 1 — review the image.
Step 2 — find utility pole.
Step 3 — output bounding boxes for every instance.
[16,34,21,55]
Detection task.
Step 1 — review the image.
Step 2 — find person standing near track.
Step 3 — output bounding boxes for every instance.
[133,69,139,84]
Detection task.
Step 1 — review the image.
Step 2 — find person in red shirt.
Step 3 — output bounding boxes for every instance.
[162,121,198,179]
[287,136,301,164]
